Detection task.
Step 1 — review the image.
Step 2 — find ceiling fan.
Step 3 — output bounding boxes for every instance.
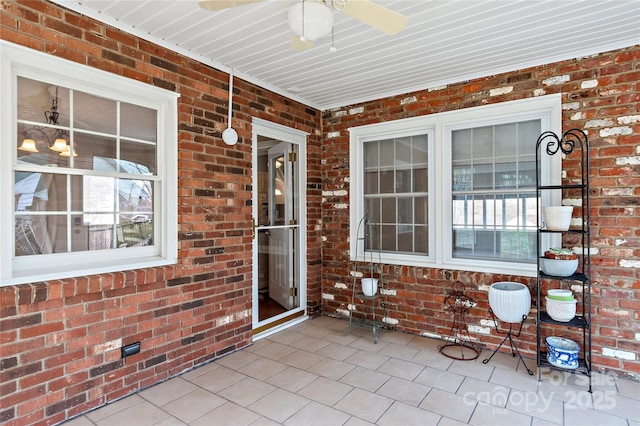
[198,0,408,51]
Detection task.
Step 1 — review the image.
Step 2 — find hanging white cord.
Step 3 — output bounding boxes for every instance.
[222,69,239,145]
[227,69,233,128]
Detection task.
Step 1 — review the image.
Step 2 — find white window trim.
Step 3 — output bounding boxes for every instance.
[0,41,179,286]
[349,125,436,266]
[349,94,562,277]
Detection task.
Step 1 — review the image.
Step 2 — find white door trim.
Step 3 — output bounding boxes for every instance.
[251,118,308,332]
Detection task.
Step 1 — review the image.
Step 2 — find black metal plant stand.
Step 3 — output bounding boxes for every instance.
[439,281,481,361]
[482,309,534,375]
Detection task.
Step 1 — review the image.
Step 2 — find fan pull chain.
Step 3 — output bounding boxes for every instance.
[330,26,337,52]
[300,0,306,41]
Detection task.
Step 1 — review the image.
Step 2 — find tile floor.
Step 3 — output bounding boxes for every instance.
[65,316,639,426]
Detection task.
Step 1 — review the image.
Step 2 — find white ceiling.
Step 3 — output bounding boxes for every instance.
[51,0,640,111]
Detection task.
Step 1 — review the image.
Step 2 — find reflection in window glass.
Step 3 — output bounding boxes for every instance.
[451,119,540,262]
[15,77,158,257]
[120,140,155,174]
[74,92,117,134]
[121,102,157,141]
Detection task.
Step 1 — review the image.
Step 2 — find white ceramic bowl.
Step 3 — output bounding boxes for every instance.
[540,257,578,277]
[543,206,573,231]
[545,296,577,322]
[548,289,573,298]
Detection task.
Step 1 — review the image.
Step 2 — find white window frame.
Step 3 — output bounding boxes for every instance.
[349,94,562,277]
[0,41,179,286]
[350,125,436,266]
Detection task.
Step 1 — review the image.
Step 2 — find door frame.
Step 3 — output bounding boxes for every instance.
[251,117,308,336]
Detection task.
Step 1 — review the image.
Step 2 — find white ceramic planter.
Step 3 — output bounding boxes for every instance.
[488,282,531,323]
[545,296,577,322]
[543,206,573,231]
[540,257,578,277]
[361,278,378,296]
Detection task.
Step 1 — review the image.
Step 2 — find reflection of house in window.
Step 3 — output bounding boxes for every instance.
[14,156,154,256]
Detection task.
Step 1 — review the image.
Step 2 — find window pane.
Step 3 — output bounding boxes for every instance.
[83,176,115,214]
[15,214,68,255]
[14,172,67,212]
[364,141,378,168]
[398,198,412,223]
[380,139,394,167]
[398,224,413,252]
[415,196,427,225]
[75,133,117,171]
[518,120,541,154]
[74,91,117,134]
[380,170,394,193]
[381,225,396,251]
[365,170,379,193]
[472,162,493,190]
[472,126,494,159]
[413,135,428,163]
[519,160,536,188]
[452,166,472,191]
[366,197,380,222]
[413,166,427,192]
[396,137,411,165]
[452,129,471,161]
[17,123,71,168]
[381,198,396,223]
[396,169,411,192]
[70,175,84,212]
[365,223,380,251]
[118,179,153,213]
[120,141,156,175]
[495,123,517,156]
[18,78,70,126]
[121,102,157,142]
[451,192,537,262]
[495,161,518,189]
[414,226,428,254]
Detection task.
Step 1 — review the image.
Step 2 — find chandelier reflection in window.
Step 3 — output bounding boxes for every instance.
[18,86,77,157]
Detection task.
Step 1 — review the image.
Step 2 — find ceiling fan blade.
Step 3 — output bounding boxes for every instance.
[290,35,314,52]
[198,0,264,12]
[340,0,407,35]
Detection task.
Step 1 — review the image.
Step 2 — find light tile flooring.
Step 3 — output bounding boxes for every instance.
[65,316,640,426]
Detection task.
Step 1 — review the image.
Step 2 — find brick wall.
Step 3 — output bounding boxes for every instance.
[0,1,321,425]
[321,46,640,378]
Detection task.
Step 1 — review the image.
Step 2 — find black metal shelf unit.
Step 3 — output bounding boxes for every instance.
[535,129,592,392]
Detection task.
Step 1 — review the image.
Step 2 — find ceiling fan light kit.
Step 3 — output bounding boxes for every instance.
[199,0,406,52]
[288,0,334,42]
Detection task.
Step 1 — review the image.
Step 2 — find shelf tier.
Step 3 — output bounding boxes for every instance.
[537,184,586,190]
[354,292,381,301]
[539,312,589,329]
[538,271,589,282]
[539,351,591,375]
[538,229,587,234]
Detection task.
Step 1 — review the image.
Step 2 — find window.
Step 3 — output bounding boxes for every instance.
[350,95,561,276]
[451,120,539,263]
[364,135,429,255]
[1,41,178,285]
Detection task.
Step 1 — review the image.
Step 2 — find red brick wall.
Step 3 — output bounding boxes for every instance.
[0,1,321,425]
[321,46,640,378]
